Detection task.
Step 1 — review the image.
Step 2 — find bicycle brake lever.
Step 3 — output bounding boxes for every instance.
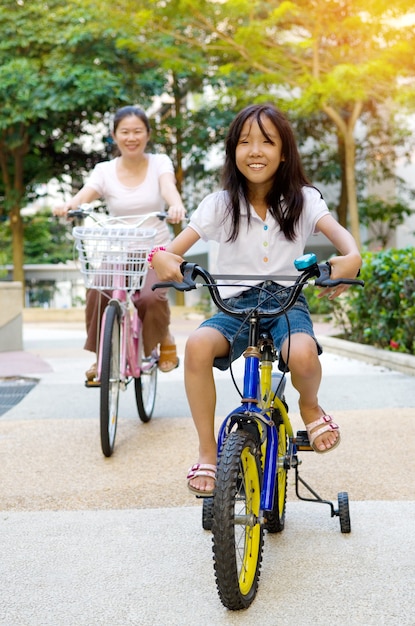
[315,262,364,287]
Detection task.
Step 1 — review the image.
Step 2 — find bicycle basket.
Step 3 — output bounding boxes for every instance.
[72,226,157,290]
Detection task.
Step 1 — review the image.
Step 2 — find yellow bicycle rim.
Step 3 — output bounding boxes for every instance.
[238,445,262,596]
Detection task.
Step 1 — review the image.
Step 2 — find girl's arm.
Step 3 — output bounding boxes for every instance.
[151,226,200,282]
[159,172,186,224]
[316,214,362,299]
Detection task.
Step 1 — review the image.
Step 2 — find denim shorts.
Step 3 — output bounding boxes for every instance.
[199,281,322,371]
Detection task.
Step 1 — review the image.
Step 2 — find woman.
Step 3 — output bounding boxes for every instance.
[151,103,362,496]
[54,105,186,379]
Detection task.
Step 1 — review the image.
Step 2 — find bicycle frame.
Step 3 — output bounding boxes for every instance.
[96,290,136,381]
[216,313,291,512]
[72,207,162,456]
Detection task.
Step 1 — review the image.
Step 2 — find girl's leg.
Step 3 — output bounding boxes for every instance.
[184,326,230,494]
[281,333,340,452]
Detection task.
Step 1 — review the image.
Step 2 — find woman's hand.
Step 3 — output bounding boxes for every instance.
[166,204,186,224]
[53,202,73,218]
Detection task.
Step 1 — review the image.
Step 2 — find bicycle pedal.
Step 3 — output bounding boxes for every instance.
[294,430,313,451]
[84,380,101,388]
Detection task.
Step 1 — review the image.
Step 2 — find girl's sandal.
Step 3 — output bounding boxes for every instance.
[187,463,216,497]
[305,414,341,454]
[158,344,179,373]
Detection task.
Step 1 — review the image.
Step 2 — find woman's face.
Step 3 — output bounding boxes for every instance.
[113,115,150,158]
[235,115,284,191]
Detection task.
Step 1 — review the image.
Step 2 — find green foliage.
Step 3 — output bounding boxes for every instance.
[0,0,158,206]
[0,209,73,265]
[333,247,415,354]
[359,196,415,248]
[305,287,334,317]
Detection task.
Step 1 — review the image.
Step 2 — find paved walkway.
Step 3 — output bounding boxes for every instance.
[0,317,414,625]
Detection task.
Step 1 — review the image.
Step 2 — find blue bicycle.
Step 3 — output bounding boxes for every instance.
[154,253,363,610]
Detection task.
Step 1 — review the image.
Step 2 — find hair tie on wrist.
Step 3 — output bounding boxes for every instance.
[147,246,166,269]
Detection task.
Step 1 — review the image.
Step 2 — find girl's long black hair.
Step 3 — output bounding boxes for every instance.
[222,104,313,242]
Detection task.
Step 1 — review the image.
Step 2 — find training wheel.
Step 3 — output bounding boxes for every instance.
[337,491,351,534]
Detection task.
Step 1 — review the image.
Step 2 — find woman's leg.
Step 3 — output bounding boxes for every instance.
[184,326,230,494]
[84,289,109,354]
[281,333,340,451]
[133,269,176,368]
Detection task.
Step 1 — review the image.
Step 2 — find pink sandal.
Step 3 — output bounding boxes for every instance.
[305,414,341,454]
[187,463,216,497]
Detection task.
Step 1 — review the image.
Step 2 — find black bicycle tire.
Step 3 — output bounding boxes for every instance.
[202,497,214,531]
[212,429,264,610]
[264,415,287,533]
[100,301,121,457]
[134,357,157,423]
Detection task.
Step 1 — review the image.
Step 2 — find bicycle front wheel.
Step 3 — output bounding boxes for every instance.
[212,429,264,610]
[134,355,157,423]
[100,301,121,457]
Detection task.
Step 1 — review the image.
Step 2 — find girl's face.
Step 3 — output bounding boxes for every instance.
[235,115,284,192]
[113,115,150,158]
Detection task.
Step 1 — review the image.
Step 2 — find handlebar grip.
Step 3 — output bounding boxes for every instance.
[152,262,199,292]
[67,209,85,219]
[315,262,364,287]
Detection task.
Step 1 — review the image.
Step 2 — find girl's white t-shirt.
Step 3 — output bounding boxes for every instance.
[85,154,174,245]
[189,187,330,298]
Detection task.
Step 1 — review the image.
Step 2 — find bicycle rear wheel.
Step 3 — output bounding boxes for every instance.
[100,301,121,457]
[264,415,287,533]
[134,355,157,423]
[212,429,264,610]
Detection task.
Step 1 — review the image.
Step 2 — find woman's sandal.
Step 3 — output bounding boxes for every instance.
[158,344,180,373]
[187,463,216,497]
[305,414,341,454]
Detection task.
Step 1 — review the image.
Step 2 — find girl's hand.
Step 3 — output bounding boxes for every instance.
[318,254,362,300]
[166,205,186,224]
[151,250,184,282]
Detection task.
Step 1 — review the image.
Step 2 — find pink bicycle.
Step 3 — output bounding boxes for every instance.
[71,207,163,456]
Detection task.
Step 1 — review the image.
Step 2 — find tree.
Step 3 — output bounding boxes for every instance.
[144,0,415,248]
[0,208,75,265]
[0,0,160,284]
[359,196,415,248]
[110,2,235,205]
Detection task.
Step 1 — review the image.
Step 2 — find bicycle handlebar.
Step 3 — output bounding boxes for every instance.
[67,204,168,226]
[152,260,364,319]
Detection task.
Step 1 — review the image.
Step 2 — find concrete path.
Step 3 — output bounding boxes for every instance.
[0,316,414,625]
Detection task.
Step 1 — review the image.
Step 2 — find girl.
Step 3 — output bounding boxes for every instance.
[54,106,186,379]
[151,104,361,496]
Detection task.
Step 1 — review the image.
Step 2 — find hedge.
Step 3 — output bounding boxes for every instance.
[332,247,415,354]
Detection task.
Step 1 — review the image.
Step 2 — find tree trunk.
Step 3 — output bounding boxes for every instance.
[336,135,348,228]
[344,130,361,249]
[323,103,362,249]
[10,203,25,284]
[0,129,29,289]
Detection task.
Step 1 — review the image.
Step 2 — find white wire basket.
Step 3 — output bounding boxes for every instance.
[72,225,157,291]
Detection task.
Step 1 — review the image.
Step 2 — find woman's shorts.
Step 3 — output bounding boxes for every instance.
[199,281,322,371]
